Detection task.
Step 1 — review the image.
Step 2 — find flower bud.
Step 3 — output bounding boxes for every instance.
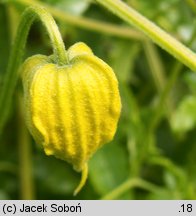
[21,42,121,194]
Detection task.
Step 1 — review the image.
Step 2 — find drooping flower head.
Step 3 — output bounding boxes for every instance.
[22,42,121,195]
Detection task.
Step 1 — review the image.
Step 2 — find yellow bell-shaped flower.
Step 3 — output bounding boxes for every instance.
[22,42,121,195]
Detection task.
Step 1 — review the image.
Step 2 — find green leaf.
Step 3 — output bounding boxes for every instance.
[109,39,140,84]
[164,171,177,190]
[0,190,9,199]
[171,95,196,133]
[34,155,78,195]
[184,71,196,94]
[89,142,130,198]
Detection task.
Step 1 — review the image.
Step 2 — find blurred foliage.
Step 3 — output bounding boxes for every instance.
[0,0,196,199]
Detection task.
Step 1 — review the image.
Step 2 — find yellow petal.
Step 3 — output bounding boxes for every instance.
[68,42,93,60]
[22,42,121,194]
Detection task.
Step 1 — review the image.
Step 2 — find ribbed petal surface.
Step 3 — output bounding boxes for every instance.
[22,42,121,173]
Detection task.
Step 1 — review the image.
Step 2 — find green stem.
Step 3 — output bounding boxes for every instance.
[149,24,196,132]
[148,156,186,188]
[6,4,20,40]
[18,95,35,200]
[143,41,174,118]
[10,0,145,40]
[149,63,182,132]
[144,41,167,94]
[0,6,68,132]
[101,178,161,200]
[96,0,196,71]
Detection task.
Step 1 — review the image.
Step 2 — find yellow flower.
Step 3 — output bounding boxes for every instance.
[22,42,121,195]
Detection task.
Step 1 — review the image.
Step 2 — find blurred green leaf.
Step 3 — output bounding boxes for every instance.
[1,0,196,200]
[89,142,130,198]
[164,171,177,190]
[109,39,140,83]
[42,0,90,15]
[184,71,196,94]
[34,155,78,196]
[171,95,196,133]
[0,190,9,199]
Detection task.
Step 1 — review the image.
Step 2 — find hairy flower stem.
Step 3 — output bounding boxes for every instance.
[0,6,68,132]
[96,0,196,71]
[10,0,145,40]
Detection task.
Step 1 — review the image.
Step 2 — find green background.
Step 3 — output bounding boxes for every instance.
[0,0,196,199]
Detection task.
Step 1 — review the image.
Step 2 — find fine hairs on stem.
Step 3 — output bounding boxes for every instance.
[0,6,68,132]
[0,5,89,196]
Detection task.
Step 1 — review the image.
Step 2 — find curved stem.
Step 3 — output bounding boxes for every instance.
[0,6,68,132]
[149,25,196,132]
[101,178,161,200]
[96,0,196,71]
[149,63,182,133]
[148,156,186,189]
[8,0,145,40]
